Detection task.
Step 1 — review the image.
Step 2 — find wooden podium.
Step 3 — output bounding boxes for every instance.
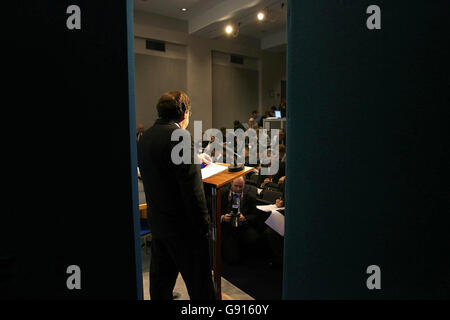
[202,163,255,300]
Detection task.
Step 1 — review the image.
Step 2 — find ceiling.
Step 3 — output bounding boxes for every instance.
[134,0,226,21]
[134,0,287,51]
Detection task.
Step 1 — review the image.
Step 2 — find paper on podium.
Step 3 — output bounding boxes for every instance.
[257,204,284,213]
[265,210,285,236]
[244,166,257,173]
[201,163,227,180]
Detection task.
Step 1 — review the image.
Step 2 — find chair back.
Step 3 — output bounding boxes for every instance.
[261,189,283,204]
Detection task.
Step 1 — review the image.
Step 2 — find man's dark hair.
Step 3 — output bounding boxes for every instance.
[157,90,191,121]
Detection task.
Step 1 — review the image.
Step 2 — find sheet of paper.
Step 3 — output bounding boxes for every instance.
[265,210,285,236]
[256,204,285,213]
[201,163,228,180]
[244,166,257,173]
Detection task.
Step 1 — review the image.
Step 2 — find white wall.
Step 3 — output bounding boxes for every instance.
[186,37,213,133]
[133,10,286,132]
[260,50,286,113]
[212,52,259,129]
[212,51,259,70]
[134,53,187,129]
[134,36,188,129]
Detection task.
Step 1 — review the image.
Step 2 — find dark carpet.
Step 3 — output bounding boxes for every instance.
[221,246,283,300]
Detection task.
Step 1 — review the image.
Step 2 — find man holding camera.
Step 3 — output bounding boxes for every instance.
[220,177,259,264]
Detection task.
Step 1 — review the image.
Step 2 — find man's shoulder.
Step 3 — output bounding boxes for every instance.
[144,122,177,139]
[148,121,177,132]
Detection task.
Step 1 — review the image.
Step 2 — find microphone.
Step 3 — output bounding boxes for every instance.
[224,144,245,172]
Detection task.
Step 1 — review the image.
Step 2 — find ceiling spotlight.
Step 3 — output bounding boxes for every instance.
[225,25,234,35]
[180,8,188,12]
[257,11,265,21]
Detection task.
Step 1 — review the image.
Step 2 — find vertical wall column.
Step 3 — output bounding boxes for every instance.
[187,37,213,132]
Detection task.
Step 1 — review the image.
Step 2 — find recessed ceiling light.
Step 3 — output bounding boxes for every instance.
[257,12,265,21]
[181,8,188,12]
[225,25,234,34]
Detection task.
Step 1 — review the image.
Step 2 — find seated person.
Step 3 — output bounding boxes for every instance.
[263,175,285,268]
[243,145,260,169]
[220,177,260,264]
[275,176,285,208]
[251,110,263,127]
[279,129,287,146]
[260,145,286,187]
[272,145,286,183]
[233,120,246,131]
[253,149,273,188]
[245,117,258,131]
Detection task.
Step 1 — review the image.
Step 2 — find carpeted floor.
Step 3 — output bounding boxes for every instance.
[141,245,254,300]
[221,247,283,300]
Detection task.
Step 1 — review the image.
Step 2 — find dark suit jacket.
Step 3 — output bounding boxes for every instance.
[220,185,257,225]
[139,119,209,239]
[272,159,286,184]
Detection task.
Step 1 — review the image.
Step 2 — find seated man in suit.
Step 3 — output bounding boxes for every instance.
[263,175,285,269]
[275,176,285,208]
[261,144,286,188]
[245,117,258,131]
[220,177,260,264]
[251,110,263,127]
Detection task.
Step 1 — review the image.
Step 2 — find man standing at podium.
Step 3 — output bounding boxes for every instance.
[139,91,215,300]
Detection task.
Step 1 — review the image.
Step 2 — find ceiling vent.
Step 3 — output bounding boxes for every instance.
[230,54,244,65]
[146,39,166,52]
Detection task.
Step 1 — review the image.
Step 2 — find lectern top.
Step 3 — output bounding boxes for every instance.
[202,163,255,188]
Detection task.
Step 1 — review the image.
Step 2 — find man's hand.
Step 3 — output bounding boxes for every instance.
[222,213,232,223]
[198,153,212,166]
[239,213,246,222]
[278,176,286,184]
[276,199,284,208]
